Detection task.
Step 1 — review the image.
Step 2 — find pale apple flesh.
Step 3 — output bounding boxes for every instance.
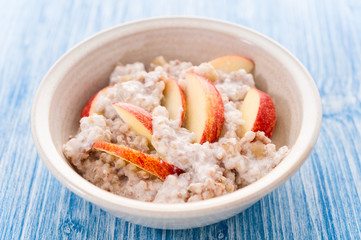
[209,55,255,73]
[239,88,276,138]
[184,72,225,144]
[92,141,184,181]
[80,85,113,118]
[161,77,186,125]
[112,102,153,142]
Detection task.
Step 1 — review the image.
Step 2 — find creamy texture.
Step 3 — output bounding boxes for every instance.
[63,57,288,203]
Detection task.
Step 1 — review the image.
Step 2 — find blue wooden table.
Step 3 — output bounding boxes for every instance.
[1,0,361,239]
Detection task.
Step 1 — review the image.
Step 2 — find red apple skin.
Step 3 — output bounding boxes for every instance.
[80,85,112,118]
[252,89,276,138]
[162,77,186,126]
[92,141,184,181]
[81,93,97,118]
[178,84,186,124]
[185,72,225,144]
[112,102,153,135]
[240,88,276,138]
[200,75,224,144]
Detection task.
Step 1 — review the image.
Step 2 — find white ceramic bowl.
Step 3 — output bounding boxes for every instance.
[31,17,322,229]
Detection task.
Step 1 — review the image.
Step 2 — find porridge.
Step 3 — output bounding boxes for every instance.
[63,55,289,203]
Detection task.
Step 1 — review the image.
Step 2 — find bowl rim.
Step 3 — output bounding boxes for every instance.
[31,16,322,217]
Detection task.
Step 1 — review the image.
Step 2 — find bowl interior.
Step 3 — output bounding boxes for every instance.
[50,24,302,160]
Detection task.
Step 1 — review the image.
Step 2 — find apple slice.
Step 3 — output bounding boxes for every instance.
[239,88,276,138]
[92,142,184,180]
[209,55,255,73]
[184,72,225,144]
[112,102,153,142]
[161,77,186,125]
[80,85,113,118]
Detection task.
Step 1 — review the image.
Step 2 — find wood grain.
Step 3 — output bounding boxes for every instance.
[1,0,361,239]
